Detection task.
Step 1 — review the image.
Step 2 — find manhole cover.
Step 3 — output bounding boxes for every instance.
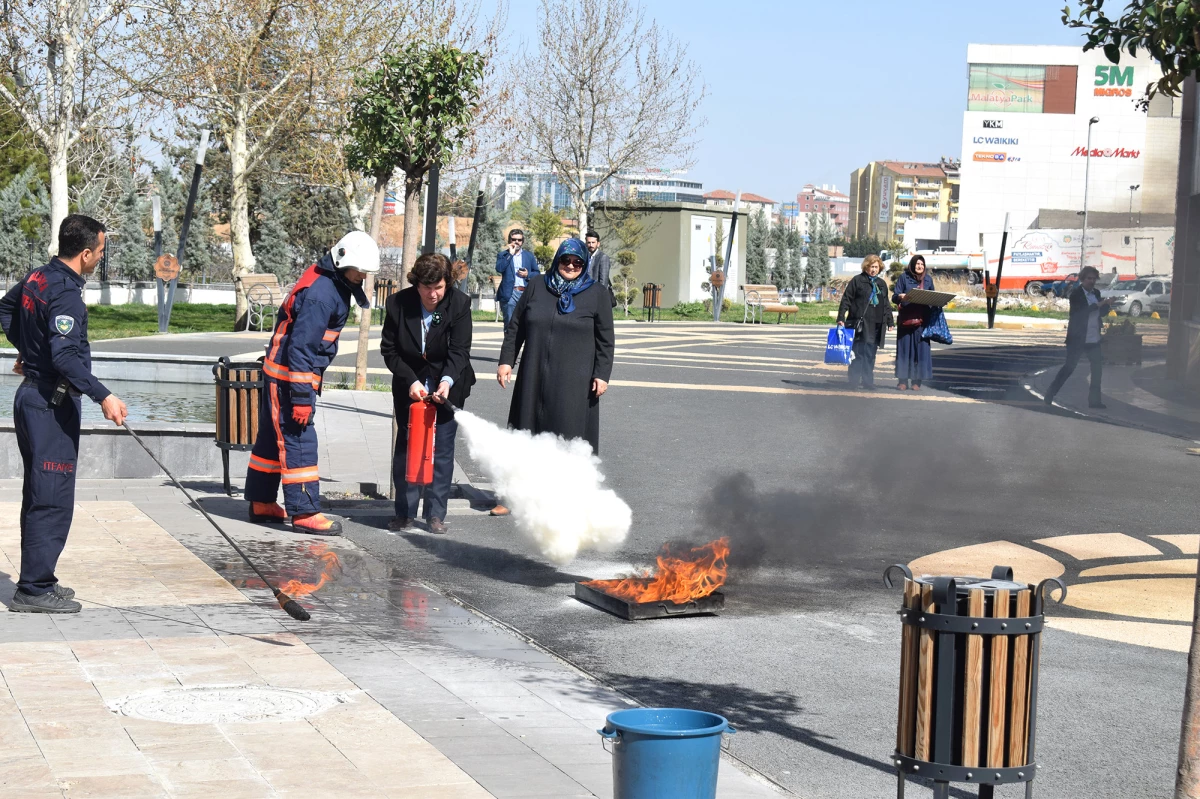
[109,685,347,724]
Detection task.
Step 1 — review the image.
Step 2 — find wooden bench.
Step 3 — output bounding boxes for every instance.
[236,274,286,331]
[741,284,799,323]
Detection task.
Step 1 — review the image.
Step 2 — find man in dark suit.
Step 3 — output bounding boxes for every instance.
[1044,266,1117,409]
[380,253,476,533]
[495,228,536,328]
[585,229,611,289]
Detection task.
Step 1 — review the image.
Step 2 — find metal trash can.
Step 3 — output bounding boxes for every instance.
[598,708,735,799]
[642,283,663,322]
[213,356,264,495]
[884,564,1065,798]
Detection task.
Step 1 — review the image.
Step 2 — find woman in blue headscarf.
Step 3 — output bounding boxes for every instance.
[497,237,615,454]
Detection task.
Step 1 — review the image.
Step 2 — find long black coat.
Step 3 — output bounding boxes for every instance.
[380,286,475,423]
[499,276,615,453]
[837,272,894,345]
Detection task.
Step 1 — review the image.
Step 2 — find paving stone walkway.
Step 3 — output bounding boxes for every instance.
[0,484,779,798]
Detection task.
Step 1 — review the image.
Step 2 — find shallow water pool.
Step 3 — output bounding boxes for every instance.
[0,374,216,424]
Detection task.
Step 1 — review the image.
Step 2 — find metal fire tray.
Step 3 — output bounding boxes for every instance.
[574,581,725,621]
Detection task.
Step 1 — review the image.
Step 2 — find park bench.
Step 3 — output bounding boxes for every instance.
[489,275,503,322]
[237,273,286,331]
[741,283,799,323]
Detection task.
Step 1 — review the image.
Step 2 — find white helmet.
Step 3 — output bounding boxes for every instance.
[332,230,380,273]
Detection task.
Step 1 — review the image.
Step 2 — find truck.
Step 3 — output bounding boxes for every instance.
[910,249,987,285]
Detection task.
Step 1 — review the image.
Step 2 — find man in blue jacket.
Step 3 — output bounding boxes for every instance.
[495,228,537,328]
[246,230,378,535]
[0,215,128,613]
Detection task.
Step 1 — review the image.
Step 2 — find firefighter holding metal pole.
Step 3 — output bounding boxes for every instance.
[245,231,380,535]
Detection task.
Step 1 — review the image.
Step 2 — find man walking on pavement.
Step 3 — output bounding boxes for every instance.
[245,230,379,535]
[495,229,536,330]
[0,214,128,613]
[585,230,611,290]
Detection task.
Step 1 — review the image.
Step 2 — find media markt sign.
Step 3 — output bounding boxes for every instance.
[1094,65,1134,97]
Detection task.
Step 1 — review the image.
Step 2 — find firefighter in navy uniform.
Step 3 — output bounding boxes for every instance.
[246,230,379,534]
[0,215,128,613]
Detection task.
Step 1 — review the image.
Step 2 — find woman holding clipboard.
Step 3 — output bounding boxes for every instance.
[892,255,935,390]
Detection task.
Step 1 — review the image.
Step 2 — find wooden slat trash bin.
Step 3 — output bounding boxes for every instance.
[884,564,1066,799]
[213,357,265,496]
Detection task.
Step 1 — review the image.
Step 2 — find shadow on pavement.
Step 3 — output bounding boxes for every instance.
[400,533,586,588]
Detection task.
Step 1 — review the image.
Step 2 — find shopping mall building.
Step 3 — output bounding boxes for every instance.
[956,45,1180,288]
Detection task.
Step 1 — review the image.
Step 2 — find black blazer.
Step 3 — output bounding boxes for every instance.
[380,286,476,414]
[1065,285,1112,346]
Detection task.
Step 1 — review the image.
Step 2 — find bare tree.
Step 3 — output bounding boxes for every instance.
[149,0,413,326]
[0,0,150,253]
[518,0,705,235]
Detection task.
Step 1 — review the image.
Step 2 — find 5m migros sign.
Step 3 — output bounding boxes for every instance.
[1095,65,1134,97]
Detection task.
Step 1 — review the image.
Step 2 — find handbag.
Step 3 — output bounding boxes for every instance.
[824,326,855,365]
[608,284,618,308]
[920,307,953,345]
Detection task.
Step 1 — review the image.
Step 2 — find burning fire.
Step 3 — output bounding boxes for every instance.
[583,538,729,604]
[278,543,341,597]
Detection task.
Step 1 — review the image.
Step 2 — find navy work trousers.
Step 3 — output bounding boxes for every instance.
[245,377,322,515]
[14,380,82,595]
[392,401,458,522]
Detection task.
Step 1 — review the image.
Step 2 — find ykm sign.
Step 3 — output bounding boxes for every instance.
[1094,65,1134,97]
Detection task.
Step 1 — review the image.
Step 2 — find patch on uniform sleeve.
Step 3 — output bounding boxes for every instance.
[54,315,75,335]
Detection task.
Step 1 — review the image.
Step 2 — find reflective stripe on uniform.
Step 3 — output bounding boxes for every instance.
[263,358,320,389]
[281,466,319,485]
[248,454,281,474]
[322,329,340,342]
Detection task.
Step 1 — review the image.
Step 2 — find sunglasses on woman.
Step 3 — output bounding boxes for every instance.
[560,256,584,268]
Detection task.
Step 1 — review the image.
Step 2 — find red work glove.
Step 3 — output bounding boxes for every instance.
[292,405,313,426]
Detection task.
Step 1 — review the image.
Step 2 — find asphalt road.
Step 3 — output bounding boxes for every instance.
[210,322,1196,797]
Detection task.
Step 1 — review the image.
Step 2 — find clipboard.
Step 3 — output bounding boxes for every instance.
[902,289,956,307]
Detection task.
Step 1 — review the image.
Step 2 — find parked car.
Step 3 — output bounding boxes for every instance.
[1100,276,1171,318]
[1044,274,1078,298]
[1151,282,1172,317]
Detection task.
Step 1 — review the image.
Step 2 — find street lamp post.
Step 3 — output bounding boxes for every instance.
[1081,116,1099,271]
[1129,184,1140,226]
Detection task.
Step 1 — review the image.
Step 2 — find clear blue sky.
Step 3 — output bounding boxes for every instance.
[502,0,1089,203]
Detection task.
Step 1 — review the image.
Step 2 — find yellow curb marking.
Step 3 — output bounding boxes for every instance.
[908,541,1065,586]
[1034,533,1162,560]
[1046,619,1190,653]
[1079,559,1198,578]
[1152,535,1200,555]
[1065,577,1195,622]
[609,379,979,403]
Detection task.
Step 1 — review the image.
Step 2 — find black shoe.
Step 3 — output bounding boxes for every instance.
[1089,401,1107,409]
[427,518,448,535]
[10,589,81,614]
[387,517,411,531]
[53,584,75,600]
[1043,395,1055,406]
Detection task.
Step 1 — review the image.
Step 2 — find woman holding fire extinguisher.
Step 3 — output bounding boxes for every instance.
[381,253,476,534]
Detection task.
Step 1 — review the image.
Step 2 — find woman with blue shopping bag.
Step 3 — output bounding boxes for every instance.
[836,255,894,390]
[892,255,935,391]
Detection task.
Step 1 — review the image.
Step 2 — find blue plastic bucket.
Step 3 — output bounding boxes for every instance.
[598,708,736,799]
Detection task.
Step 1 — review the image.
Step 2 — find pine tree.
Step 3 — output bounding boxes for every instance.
[785,226,802,290]
[806,214,832,288]
[254,177,294,280]
[0,167,38,279]
[744,208,768,284]
[154,167,185,258]
[110,170,151,281]
[470,191,507,293]
[767,222,789,288]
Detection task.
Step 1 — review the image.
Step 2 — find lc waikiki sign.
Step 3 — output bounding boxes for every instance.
[1094,64,1134,97]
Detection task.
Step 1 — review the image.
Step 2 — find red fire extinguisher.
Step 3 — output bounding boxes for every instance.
[406,399,437,485]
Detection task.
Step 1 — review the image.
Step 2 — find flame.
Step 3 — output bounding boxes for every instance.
[583,538,729,604]
[278,543,341,597]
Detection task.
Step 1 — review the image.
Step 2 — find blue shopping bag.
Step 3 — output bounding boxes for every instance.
[824,326,855,365]
[920,307,953,345]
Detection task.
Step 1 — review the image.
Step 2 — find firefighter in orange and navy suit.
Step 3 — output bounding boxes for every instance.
[246,231,379,534]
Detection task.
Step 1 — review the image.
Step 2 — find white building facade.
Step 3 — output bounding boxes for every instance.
[956,44,1180,287]
[490,167,703,214]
